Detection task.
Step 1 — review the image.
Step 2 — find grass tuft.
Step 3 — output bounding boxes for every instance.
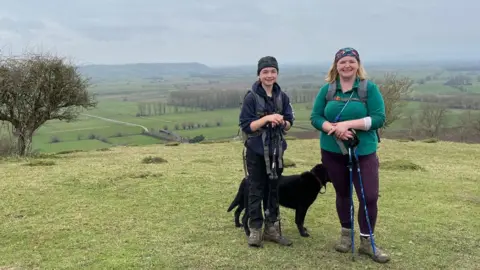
[23,160,56,166]
[141,156,167,164]
[283,158,296,168]
[165,141,180,146]
[381,159,425,171]
[422,138,439,143]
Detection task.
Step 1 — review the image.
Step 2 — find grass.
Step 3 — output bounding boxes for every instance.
[33,139,113,153]
[0,139,479,269]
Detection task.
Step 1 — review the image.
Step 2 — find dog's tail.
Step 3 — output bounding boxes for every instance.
[227,178,246,212]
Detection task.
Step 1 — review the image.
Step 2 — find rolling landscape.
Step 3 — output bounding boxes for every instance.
[2,60,480,154]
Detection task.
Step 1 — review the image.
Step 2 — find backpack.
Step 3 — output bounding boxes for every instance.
[238,89,284,177]
[326,79,368,103]
[239,89,283,142]
[325,79,381,143]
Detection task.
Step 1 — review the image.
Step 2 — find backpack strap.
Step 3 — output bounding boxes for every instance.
[357,79,368,103]
[275,92,283,114]
[274,92,284,169]
[326,81,337,101]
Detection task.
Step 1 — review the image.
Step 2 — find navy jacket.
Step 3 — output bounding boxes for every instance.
[239,81,295,156]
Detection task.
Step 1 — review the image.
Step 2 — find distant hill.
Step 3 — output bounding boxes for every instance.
[77,62,213,81]
[76,62,333,81]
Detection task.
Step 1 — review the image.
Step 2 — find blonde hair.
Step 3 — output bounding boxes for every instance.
[325,59,368,83]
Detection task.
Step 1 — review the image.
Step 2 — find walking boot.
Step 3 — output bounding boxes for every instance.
[358,235,390,263]
[263,221,292,246]
[335,227,352,253]
[247,228,263,247]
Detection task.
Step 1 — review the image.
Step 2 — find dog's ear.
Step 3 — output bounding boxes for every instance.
[313,163,331,184]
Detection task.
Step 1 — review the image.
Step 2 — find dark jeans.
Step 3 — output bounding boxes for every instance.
[321,149,379,235]
[246,147,283,229]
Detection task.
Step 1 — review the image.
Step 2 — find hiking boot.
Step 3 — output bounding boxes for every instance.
[335,227,352,253]
[358,236,390,263]
[263,221,292,246]
[247,228,263,247]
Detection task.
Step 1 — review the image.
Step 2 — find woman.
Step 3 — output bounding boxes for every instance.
[310,47,390,263]
[239,56,295,248]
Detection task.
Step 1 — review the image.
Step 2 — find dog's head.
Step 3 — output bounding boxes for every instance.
[310,163,331,194]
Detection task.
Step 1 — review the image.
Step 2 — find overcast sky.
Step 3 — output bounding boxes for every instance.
[0,0,477,66]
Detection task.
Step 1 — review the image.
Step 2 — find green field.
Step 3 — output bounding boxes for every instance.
[2,65,480,154]
[20,95,477,154]
[0,139,479,269]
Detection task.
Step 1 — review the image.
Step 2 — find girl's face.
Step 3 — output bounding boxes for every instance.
[258,67,278,86]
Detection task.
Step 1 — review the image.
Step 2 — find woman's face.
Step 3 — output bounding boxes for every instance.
[336,56,358,79]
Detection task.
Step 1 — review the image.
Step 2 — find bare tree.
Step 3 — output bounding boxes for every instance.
[418,103,448,138]
[374,73,414,133]
[0,52,97,156]
[0,121,16,155]
[403,109,419,138]
[474,116,480,134]
[458,110,474,141]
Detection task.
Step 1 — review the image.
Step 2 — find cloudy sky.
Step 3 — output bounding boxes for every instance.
[0,0,476,66]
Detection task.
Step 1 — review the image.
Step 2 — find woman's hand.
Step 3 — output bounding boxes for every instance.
[331,122,350,138]
[328,122,354,141]
[337,130,354,141]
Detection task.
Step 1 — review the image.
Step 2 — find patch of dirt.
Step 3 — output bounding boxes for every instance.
[288,131,319,140]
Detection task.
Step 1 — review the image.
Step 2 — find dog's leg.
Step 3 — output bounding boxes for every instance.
[234,206,243,227]
[242,212,250,236]
[241,189,250,235]
[295,206,310,237]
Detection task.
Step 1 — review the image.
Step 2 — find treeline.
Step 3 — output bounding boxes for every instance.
[167,89,245,110]
[285,89,320,103]
[407,94,480,110]
[401,104,480,142]
[167,88,319,109]
[416,74,480,87]
[445,65,480,72]
[136,88,320,116]
[135,74,480,118]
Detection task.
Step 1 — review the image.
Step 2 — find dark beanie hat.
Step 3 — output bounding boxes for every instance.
[257,56,279,75]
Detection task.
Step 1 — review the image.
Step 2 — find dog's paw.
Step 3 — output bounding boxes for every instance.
[300,227,310,237]
[235,223,242,227]
[300,232,310,237]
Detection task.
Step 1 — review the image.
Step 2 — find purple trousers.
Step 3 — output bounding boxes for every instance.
[321,149,379,235]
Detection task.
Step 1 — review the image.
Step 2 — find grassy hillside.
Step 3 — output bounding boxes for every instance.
[1,139,479,269]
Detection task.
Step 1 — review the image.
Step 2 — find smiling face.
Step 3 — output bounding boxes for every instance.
[258,67,278,87]
[336,56,359,80]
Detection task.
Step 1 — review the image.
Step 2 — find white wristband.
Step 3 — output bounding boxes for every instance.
[363,117,372,130]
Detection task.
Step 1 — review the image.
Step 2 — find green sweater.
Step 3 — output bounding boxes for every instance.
[310,77,386,156]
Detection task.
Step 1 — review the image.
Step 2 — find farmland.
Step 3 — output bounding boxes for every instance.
[2,61,480,154]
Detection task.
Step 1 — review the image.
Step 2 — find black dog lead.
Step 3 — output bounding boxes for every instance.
[264,123,283,234]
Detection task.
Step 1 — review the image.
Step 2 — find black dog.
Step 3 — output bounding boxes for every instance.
[227,163,331,237]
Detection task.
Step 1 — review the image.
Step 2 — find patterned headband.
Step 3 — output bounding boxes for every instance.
[334,47,360,62]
